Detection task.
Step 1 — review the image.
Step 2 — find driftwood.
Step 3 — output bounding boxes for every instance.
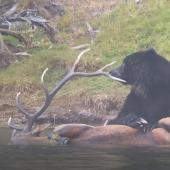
[86,22,99,44]
[0,9,57,43]
[0,28,28,47]
[0,0,18,16]
[0,32,31,68]
[3,1,20,16]
[0,33,14,68]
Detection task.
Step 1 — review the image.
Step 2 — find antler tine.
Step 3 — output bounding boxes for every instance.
[31,68,52,120]
[101,72,126,82]
[71,49,125,82]
[73,70,126,83]
[15,68,51,132]
[41,68,49,98]
[98,61,116,72]
[73,59,126,83]
[16,92,30,119]
[41,68,49,84]
[97,61,126,83]
[8,117,23,131]
[71,48,90,72]
[16,68,50,118]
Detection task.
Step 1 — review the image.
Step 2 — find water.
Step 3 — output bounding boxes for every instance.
[0,128,170,170]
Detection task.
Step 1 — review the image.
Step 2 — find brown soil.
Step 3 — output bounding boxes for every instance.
[0,83,127,127]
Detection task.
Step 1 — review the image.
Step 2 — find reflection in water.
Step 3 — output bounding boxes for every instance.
[0,128,170,170]
[0,128,12,145]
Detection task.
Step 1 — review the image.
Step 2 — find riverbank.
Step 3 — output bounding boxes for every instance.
[0,0,169,126]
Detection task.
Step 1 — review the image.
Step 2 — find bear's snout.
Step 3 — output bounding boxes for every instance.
[109,63,125,81]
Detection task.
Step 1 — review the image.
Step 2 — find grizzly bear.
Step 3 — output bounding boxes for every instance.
[108,49,170,131]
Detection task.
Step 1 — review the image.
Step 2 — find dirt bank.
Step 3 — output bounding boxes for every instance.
[0,81,127,127]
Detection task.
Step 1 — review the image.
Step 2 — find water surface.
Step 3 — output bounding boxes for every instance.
[0,128,170,170]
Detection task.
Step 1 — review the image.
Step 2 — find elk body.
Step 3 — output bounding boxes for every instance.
[8,49,170,147]
[9,119,170,146]
[48,118,170,147]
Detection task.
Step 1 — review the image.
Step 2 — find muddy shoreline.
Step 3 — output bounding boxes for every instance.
[0,82,126,128]
[0,101,119,128]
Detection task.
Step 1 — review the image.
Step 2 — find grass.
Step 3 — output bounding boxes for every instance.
[0,0,170,113]
[93,0,170,62]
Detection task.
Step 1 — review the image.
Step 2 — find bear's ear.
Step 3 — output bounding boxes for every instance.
[145,48,157,58]
[146,48,156,54]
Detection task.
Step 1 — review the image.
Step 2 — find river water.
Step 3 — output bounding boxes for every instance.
[0,128,170,170]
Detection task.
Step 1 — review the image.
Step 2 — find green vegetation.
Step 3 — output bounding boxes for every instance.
[1,0,170,113]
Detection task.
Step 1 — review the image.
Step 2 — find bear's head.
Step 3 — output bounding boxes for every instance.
[110,49,170,98]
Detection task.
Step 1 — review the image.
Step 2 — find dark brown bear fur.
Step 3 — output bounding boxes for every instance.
[109,49,170,130]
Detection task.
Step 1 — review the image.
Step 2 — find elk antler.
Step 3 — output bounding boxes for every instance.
[13,48,125,133]
[8,117,23,131]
